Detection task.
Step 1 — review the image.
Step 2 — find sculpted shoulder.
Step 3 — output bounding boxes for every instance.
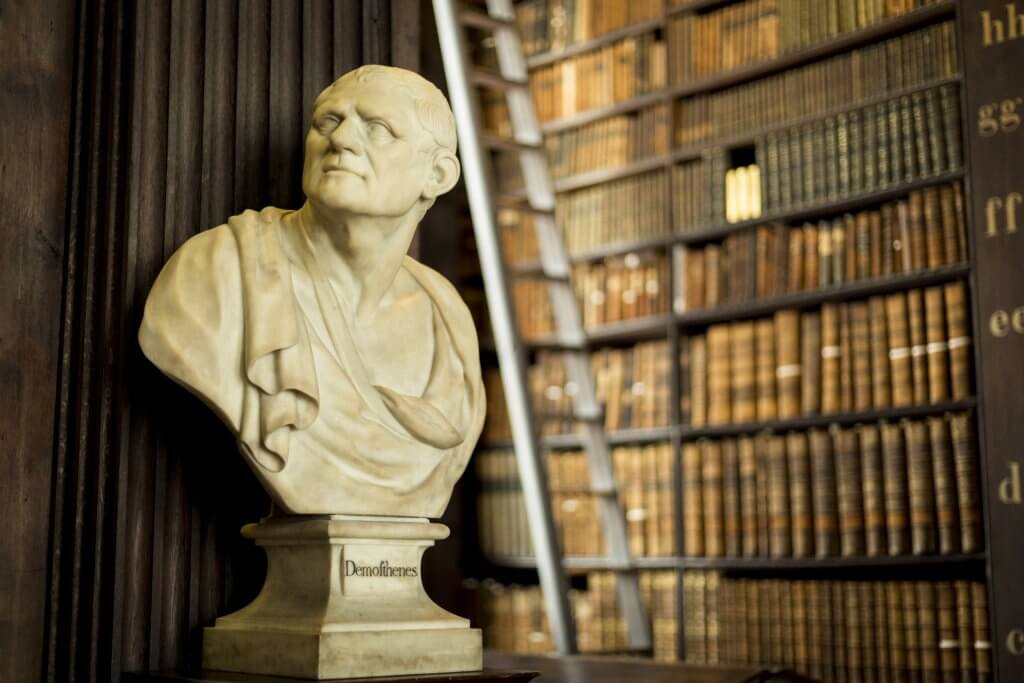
[139,222,247,429]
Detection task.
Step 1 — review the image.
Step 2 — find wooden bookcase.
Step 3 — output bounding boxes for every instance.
[467,1,1024,680]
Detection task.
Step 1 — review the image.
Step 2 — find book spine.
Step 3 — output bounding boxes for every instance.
[929,414,961,556]
[859,423,887,557]
[768,434,792,558]
[810,428,839,557]
[905,419,937,556]
[834,426,866,557]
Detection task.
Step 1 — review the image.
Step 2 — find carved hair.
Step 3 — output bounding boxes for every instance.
[315,65,458,154]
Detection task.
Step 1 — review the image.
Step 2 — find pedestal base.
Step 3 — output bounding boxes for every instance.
[202,515,482,680]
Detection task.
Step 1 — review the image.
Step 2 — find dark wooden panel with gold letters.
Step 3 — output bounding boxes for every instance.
[960,2,1024,680]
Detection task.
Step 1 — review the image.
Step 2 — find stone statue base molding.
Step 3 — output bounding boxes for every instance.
[202,515,482,680]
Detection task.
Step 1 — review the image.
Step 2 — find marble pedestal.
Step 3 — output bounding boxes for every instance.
[203,515,482,680]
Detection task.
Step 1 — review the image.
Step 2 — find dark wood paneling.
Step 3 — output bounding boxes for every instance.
[31,2,423,681]
[960,2,1024,680]
[0,1,77,682]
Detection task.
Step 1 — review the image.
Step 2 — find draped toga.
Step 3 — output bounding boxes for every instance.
[138,207,485,517]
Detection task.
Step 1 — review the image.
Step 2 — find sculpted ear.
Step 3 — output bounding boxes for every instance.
[422,149,460,200]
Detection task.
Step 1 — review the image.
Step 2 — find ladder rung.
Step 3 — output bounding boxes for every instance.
[482,134,542,153]
[563,557,633,571]
[472,69,528,91]
[574,409,603,423]
[459,8,515,32]
[493,197,554,214]
[527,337,587,352]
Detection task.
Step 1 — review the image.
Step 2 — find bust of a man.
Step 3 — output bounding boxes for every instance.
[140,65,484,518]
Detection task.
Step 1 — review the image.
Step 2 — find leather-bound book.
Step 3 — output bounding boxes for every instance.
[924,286,950,403]
[801,310,822,415]
[689,334,708,426]
[756,318,778,420]
[881,422,910,555]
[936,582,958,683]
[924,87,947,176]
[806,581,826,682]
[683,571,706,663]
[756,435,771,556]
[873,582,891,683]
[869,295,892,408]
[705,571,721,664]
[943,282,972,401]
[787,431,814,558]
[832,581,849,683]
[939,184,961,266]
[834,426,865,557]
[905,419,938,555]
[792,581,810,676]
[906,288,929,405]
[839,303,855,412]
[722,438,742,557]
[881,201,896,276]
[887,583,907,683]
[705,244,722,308]
[702,439,725,558]
[683,442,705,557]
[775,309,802,418]
[870,210,884,279]
[810,428,840,558]
[851,301,873,411]
[917,582,940,683]
[928,416,960,555]
[804,223,820,289]
[707,324,732,424]
[642,445,661,557]
[923,187,946,269]
[658,443,676,556]
[819,220,834,288]
[856,212,872,281]
[731,321,757,424]
[885,292,913,407]
[939,85,963,171]
[820,303,842,414]
[739,436,759,557]
[908,190,927,272]
[788,225,805,292]
[846,583,864,683]
[950,413,983,553]
[903,582,923,683]
[767,434,791,558]
[972,582,992,683]
[954,182,968,265]
[859,423,886,557]
[955,582,976,683]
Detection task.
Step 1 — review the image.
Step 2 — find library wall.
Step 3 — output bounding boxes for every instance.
[462,0,1017,681]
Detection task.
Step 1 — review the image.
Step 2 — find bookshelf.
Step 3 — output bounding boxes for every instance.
[462,0,1022,680]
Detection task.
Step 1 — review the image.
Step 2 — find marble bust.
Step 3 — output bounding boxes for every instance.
[139,65,485,518]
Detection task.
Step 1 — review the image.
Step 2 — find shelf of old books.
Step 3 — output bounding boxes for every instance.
[464,1,1008,681]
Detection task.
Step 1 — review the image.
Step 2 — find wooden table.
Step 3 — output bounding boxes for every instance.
[483,652,801,683]
[124,651,803,683]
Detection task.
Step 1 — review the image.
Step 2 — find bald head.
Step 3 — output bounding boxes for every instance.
[314,65,458,155]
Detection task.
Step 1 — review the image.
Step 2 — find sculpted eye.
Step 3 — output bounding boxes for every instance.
[315,114,340,134]
[367,119,395,142]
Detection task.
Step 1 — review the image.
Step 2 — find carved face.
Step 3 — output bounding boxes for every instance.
[302,78,442,217]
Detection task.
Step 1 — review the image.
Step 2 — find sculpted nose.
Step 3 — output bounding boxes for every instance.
[328,116,362,155]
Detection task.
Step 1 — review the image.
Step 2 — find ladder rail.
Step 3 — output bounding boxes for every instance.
[483,0,652,651]
[435,0,652,653]
[431,0,578,655]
